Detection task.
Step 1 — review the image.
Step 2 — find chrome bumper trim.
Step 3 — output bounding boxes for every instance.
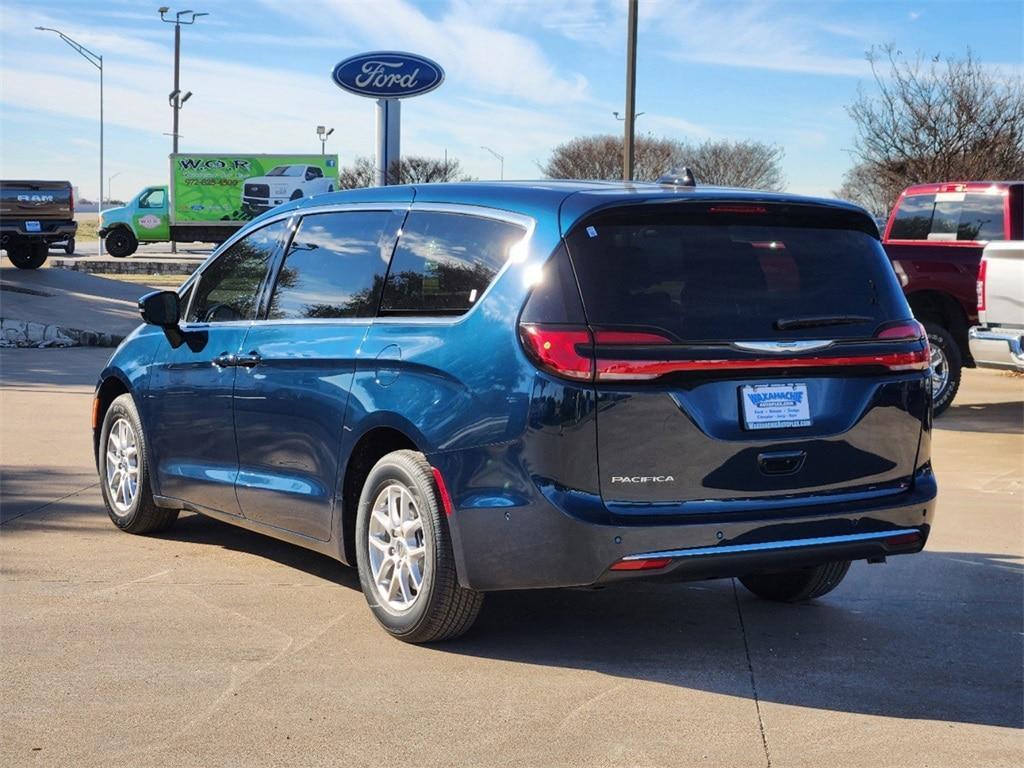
[968,326,1024,369]
[620,528,921,561]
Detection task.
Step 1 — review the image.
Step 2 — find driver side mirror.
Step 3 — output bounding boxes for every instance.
[139,290,180,327]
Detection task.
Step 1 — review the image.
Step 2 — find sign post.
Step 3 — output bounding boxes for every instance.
[332,51,445,187]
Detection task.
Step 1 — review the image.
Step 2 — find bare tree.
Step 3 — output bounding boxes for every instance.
[845,45,1024,211]
[338,155,473,189]
[833,162,904,218]
[679,140,785,191]
[540,134,784,190]
[539,135,680,182]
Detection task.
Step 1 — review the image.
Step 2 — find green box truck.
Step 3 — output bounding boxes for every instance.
[98,153,339,257]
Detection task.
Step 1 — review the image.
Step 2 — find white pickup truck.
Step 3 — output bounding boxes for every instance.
[241,164,335,213]
[968,241,1024,371]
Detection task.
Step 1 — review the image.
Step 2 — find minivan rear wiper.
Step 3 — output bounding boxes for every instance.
[774,314,875,331]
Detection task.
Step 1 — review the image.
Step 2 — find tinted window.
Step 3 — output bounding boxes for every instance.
[565,211,909,342]
[380,211,526,315]
[267,211,396,319]
[188,220,287,322]
[888,193,1005,241]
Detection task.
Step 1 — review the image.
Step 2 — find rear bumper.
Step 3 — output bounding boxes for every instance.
[446,467,937,591]
[1,221,77,245]
[968,326,1024,371]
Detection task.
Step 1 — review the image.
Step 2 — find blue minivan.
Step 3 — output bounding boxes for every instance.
[93,181,937,642]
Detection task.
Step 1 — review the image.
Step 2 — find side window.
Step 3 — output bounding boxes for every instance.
[188,220,288,323]
[380,211,526,315]
[957,195,1005,241]
[140,188,165,209]
[267,210,397,319]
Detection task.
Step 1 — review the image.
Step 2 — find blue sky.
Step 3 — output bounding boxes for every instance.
[1,0,1021,201]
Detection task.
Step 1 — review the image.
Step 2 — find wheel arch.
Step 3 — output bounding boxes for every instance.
[906,289,974,366]
[92,373,133,468]
[338,424,425,566]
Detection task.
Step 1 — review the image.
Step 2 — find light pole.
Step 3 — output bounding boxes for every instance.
[623,0,639,181]
[108,172,122,203]
[159,7,207,253]
[480,146,504,180]
[317,125,335,155]
[36,26,104,256]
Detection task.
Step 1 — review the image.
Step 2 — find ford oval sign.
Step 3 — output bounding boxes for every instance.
[332,51,444,99]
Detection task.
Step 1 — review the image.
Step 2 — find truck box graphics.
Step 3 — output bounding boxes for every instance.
[170,154,338,225]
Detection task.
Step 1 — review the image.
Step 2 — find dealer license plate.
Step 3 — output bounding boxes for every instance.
[741,383,811,430]
[25,221,41,232]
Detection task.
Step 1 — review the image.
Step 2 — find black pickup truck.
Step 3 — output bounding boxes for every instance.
[0,180,78,269]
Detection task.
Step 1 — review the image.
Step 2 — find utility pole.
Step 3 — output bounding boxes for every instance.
[36,26,104,256]
[623,0,638,181]
[159,7,207,252]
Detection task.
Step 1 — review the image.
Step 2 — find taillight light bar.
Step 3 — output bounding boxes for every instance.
[977,259,988,313]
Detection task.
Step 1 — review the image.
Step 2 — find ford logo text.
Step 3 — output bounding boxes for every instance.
[332,51,444,99]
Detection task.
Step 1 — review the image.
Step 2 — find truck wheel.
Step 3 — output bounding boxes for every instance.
[99,394,179,534]
[7,243,48,269]
[64,237,76,255]
[923,322,962,415]
[290,190,303,201]
[105,228,138,258]
[740,561,851,602]
[355,450,483,643]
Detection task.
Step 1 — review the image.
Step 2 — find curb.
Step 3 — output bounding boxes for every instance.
[49,258,201,276]
[0,318,124,349]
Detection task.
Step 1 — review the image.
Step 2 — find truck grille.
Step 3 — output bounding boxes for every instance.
[244,183,269,198]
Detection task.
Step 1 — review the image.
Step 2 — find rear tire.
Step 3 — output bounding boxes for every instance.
[64,237,75,255]
[99,393,179,534]
[7,243,48,269]
[355,450,482,643]
[923,322,961,416]
[105,228,138,258]
[739,561,851,602]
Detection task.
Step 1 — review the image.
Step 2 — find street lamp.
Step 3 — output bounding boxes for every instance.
[317,125,335,155]
[35,26,104,256]
[158,7,208,155]
[613,111,645,121]
[108,172,122,203]
[159,7,207,253]
[480,146,504,180]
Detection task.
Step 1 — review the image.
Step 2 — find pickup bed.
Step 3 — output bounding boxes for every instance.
[969,241,1024,371]
[0,180,77,269]
[882,181,1024,412]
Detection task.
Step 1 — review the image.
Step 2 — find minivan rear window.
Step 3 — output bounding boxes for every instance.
[565,208,909,342]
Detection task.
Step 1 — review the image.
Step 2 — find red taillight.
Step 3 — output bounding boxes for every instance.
[519,325,594,380]
[977,259,987,312]
[431,467,454,517]
[885,531,922,547]
[521,323,929,382]
[708,205,766,214]
[874,320,925,341]
[609,557,672,571]
[69,186,74,216]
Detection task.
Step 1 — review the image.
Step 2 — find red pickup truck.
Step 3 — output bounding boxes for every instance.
[882,181,1024,413]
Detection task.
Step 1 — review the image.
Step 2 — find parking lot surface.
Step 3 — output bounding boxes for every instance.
[1,348,1021,767]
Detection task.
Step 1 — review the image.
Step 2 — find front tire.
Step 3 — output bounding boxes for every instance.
[99,393,178,534]
[739,561,851,602]
[923,322,962,416]
[104,228,138,258]
[355,450,482,643]
[7,243,48,269]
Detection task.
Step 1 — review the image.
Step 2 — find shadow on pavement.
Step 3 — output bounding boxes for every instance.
[937,399,1024,434]
[99,504,1024,730]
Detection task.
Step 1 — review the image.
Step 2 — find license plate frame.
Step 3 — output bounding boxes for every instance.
[24,221,41,233]
[741,382,811,430]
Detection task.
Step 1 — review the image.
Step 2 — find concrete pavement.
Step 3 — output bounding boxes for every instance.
[1,350,1021,767]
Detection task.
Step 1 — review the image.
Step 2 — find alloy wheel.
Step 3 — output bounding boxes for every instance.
[105,418,140,514]
[367,483,427,612]
[929,341,949,400]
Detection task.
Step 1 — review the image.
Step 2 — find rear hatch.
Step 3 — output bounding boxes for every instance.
[0,180,74,221]
[521,201,929,515]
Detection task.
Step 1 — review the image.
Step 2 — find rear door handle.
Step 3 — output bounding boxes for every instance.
[235,351,261,368]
